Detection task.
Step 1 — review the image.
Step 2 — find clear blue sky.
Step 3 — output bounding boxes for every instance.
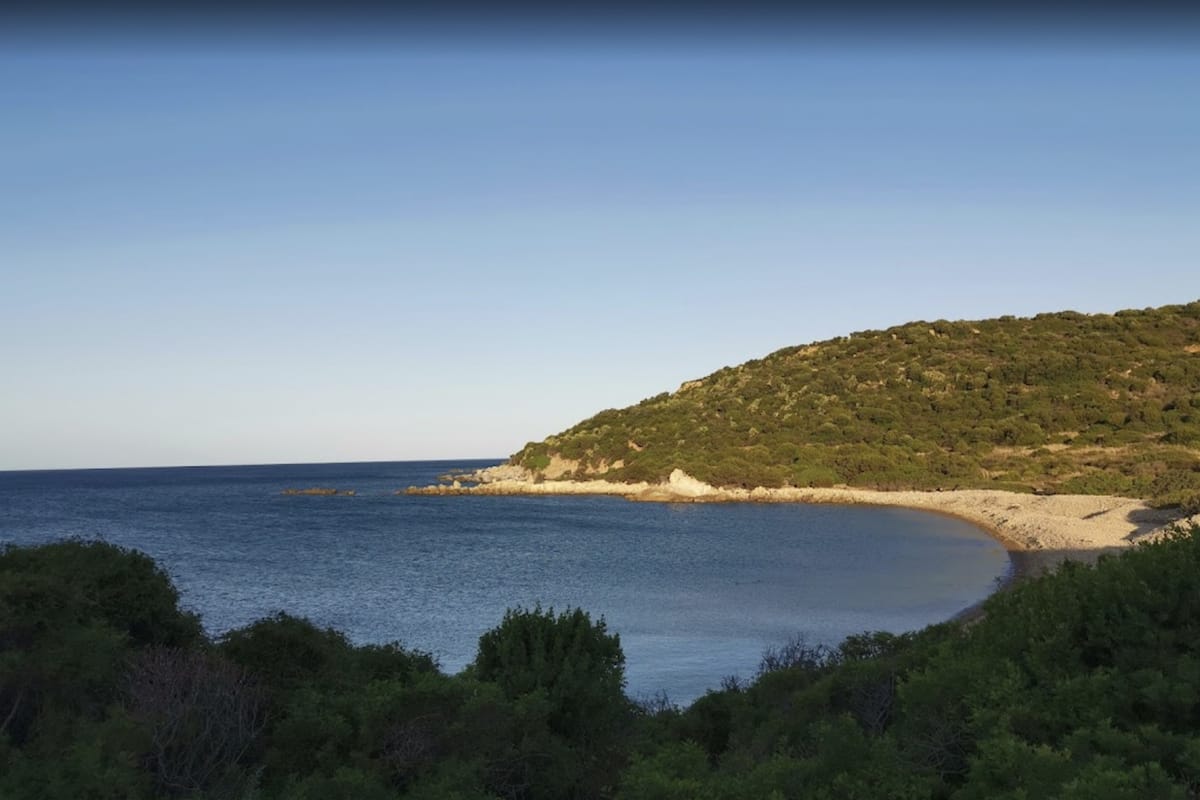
[2,23,1197,470]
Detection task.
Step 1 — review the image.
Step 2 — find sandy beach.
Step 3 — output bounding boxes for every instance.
[407,467,1197,580]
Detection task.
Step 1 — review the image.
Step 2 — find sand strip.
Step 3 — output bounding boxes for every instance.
[407,468,1195,580]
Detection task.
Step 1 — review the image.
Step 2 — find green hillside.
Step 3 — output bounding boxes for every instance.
[513,302,1200,510]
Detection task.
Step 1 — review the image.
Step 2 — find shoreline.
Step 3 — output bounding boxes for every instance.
[408,468,1195,618]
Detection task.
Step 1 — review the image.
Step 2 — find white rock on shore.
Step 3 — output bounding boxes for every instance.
[665,468,715,497]
[467,463,533,483]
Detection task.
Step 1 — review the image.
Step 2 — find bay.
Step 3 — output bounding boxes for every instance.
[0,459,1009,704]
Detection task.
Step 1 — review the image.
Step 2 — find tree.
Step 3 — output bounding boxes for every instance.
[473,606,631,798]
[474,606,626,738]
[124,646,265,797]
[0,539,202,745]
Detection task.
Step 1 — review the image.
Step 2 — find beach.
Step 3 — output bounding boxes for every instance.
[408,467,1197,580]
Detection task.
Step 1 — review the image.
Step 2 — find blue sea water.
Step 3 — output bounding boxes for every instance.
[0,459,1009,703]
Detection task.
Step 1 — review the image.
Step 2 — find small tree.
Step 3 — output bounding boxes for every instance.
[473,606,630,798]
[0,539,202,744]
[475,606,626,739]
[218,613,358,699]
[124,646,265,797]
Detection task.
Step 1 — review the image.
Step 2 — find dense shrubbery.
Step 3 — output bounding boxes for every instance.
[627,523,1200,798]
[513,302,1200,508]
[0,541,633,799]
[4,528,1200,797]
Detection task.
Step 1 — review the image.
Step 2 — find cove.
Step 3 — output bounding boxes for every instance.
[0,460,1010,704]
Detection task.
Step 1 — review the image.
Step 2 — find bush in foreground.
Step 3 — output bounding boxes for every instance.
[2,526,1200,798]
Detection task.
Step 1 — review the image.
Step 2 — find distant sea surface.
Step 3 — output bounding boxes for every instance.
[0,460,1009,703]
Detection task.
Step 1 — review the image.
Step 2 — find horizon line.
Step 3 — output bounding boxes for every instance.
[0,456,506,475]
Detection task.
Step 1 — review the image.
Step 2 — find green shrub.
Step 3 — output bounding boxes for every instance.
[0,538,202,650]
[793,465,839,488]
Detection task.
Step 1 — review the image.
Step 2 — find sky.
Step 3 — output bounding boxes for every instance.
[2,13,1198,470]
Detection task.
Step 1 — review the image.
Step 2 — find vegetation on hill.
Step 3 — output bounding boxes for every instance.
[4,527,1200,798]
[512,302,1200,511]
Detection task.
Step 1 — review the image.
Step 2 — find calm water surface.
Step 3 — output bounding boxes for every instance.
[0,460,1009,703]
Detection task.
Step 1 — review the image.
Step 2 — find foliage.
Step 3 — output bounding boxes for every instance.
[0,539,203,800]
[510,302,1200,507]
[5,527,1200,797]
[472,605,632,799]
[473,606,627,738]
[0,538,202,651]
[124,646,265,797]
[624,524,1200,798]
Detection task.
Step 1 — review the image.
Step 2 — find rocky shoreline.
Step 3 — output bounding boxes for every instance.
[406,466,1196,578]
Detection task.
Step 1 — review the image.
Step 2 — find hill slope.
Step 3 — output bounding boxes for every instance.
[512,302,1200,510]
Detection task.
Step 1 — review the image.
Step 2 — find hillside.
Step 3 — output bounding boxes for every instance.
[512,302,1200,511]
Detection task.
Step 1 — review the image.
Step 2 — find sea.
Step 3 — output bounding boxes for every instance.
[0,459,1010,704]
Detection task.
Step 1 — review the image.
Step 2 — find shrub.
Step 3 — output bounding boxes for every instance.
[474,606,626,738]
[0,539,202,650]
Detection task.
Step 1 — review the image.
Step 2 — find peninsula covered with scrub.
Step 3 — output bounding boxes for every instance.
[409,302,1200,572]
[508,301,1200,511]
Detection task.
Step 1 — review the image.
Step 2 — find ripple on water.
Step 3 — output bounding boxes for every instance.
[0,460,1009,704]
